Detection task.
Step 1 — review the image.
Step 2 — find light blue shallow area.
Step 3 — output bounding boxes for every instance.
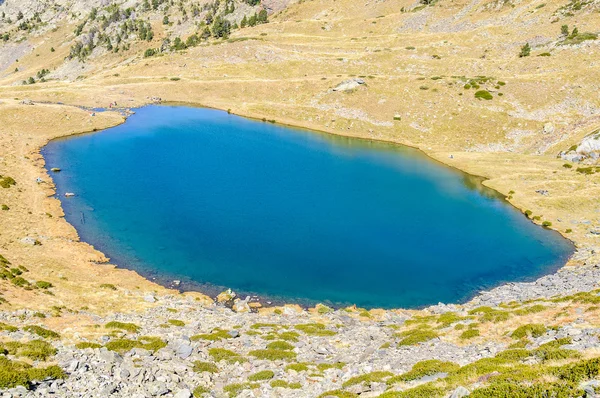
[42,106,573,308]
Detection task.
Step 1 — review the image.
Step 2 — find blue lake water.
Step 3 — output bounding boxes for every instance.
[42,106,574,309]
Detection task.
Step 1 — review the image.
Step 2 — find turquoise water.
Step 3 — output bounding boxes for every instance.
[43,106,573,309]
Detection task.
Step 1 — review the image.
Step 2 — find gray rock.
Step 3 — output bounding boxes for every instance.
[20,237,37,245]
[144,294,157,303]
[99,348,122,363]
[176,344,193,359]
[332,78,365,92]
[450,386,470,398]
[173,389,192,398]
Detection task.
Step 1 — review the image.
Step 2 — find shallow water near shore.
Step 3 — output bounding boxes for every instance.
[43,105,574,309]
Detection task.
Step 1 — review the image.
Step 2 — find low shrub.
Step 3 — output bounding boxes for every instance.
[105,321,140,333]
[35,281,53,289]
[511,324,546,339]
[208,348,247,363]
[266,340,294,351]
[0,356,64,389]
[23,325,59,339]
[475,90,493,100]
[3,340,57,360]
[223,382,259,397]
[294,323,336,336]
[193,361,218,373]
[343,371,394,387]
[396,328,439,346]
[388,360,459,384]
[105,336,165,353]
[167,319,185,327]
[286,362,310,372]
[460,329,480,340]
[248,370,274,381]
[75,342,102,349]
[270,379,301,388]
[248,349,296,361]
[191,329,232,341]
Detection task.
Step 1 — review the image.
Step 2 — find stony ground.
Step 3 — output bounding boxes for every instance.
[0,259,599,397]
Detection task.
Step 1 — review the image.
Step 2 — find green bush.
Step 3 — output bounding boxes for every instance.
[248,370,274,381]
[167,319,185,327]
[266,340,294,351]
[223,382,259,397]
[511,324,546,339]
[397,328,439,346]
[270,379,301,388]
[0,176,16,189]
[105,321,140,333]
[294,323,336,336]
[542,221,552,227]
[144,48,157,58]
[75,342,102,349]
[3,340,57,360]
[286,362,310,372]
[1,205,8,211]
[193,361,218,373]
[388,360,459,384]
[99,283,117,290]
[519,43,531,57]
[0,323,18,333]
[342,371,394,387]
[23,325,59,339]
[193,385,210,396]
[105,336,165,353]
[208,348,246,363]
[35,281,53,289]
[191,329,232,341]
[249,349,296,361]
[474,90,493,100]
[460,329,480,339]
[0,357,64,389]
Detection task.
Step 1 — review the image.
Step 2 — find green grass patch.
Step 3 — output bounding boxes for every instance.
[191,329,232,341]
[294,323,336,336]
[388,360,459,384]
[511,324,547,339]
[223,382,259,397]
[208,348,247,363]
[105,321,140,333]
[193,361,219,373]
[475,90,493,100]
[396,328,439,346]
[23,325,59,339]
[105,336,166,353]
[2,340,57,360]
[248,349,297,361]
[248,370,274,381]
[342,370,394,387]
[266,340,294,351]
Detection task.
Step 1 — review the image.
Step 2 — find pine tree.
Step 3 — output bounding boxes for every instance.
[240,15,247,28]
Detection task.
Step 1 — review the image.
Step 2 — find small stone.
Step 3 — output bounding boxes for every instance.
[144,294,156,303]
[177,344,193,359]
[173,389,192,398]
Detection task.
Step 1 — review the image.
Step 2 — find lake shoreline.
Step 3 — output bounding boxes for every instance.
[36,101,577,312]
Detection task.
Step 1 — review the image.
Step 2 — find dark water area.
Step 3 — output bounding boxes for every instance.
[42,106,574,309]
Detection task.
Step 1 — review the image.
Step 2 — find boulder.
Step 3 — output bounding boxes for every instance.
[332,78,365,92]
